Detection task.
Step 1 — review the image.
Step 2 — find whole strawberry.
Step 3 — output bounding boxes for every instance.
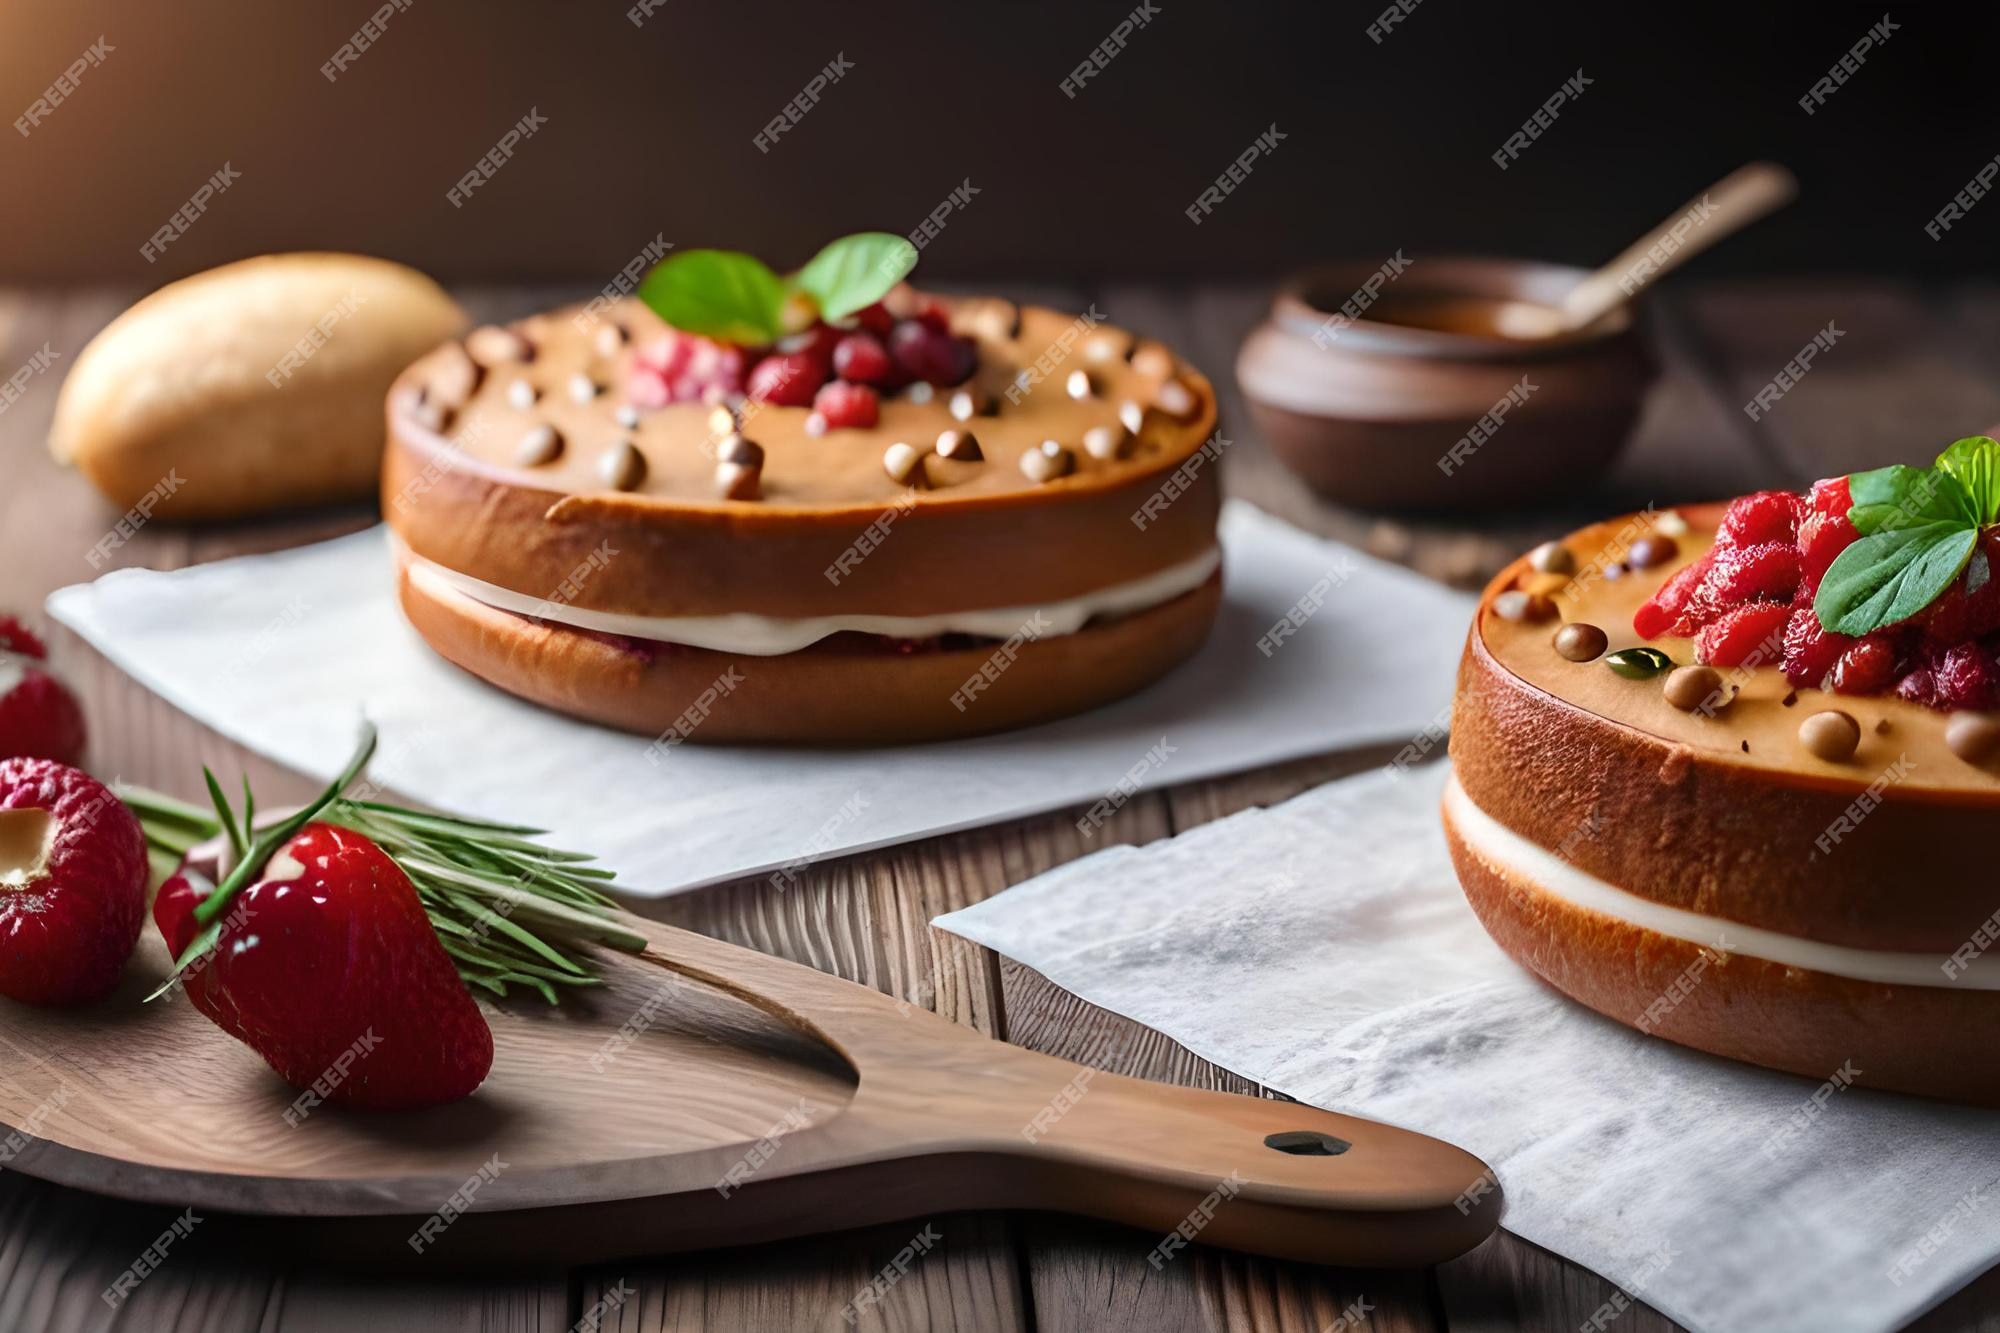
[154,822,494,1110]
[0,758,147,1006]
[0,616,87,767]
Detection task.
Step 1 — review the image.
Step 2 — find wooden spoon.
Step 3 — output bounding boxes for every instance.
[1493,161,1798,339]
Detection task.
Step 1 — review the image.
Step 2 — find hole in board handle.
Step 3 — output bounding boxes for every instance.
[1264,1130,1350,1156]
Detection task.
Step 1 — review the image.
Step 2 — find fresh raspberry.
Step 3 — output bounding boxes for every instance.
[1701,541,1801,604]
[1718,490,1804,548]
[1827,634,1897,696]
[0,758,147,1006]
[1633,556,1710,639]
[0,617,48,659]
[832,332,895,386]
[776,323,842,362]
[1933,642,1998,710]
[1694,601,1792,668]
[0,669,87,768]
[813,380,879,430]
[745,351,829,406]
[1796,476,1858,596]
[888,320,977,386]
[1781,604,1852,688]
[1895,668,1937,707]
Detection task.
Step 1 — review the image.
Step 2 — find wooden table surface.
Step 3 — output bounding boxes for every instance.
[3,280,1998,1332]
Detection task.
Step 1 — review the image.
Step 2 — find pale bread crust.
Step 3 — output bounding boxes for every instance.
[396,554,1223,745]
[53,253,465,519]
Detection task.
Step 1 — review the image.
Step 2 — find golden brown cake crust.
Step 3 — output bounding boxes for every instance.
[1444,811,2000,1106]
[396,555,1222,745]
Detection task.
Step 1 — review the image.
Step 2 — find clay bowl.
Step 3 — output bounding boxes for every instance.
[1235,257,1656,511]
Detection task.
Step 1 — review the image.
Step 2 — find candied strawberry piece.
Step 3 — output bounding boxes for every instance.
[1934,642,1998,710]
[745,351,829,406]
[1894,669,1936,706]
[1694,601,1792,668]
[1634,556,1710,639]
[1718,489,1804,548]
[628,330,747,405]
[1781,604,1852,687]
[1702,541,1801,603]
[1827,634,1897,695]
[1796,476,1858,596]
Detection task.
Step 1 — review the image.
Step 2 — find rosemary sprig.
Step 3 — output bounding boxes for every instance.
[118,725,646,1004]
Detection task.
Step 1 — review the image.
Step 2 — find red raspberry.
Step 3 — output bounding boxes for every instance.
[1718,490,1804,548]
[0,670,88,768]
[1796,476,1858,596]
[1633,556,1710,639]
[776,323,842,362]
[1694,601,1791,668]
[1780,604,1852,688]
[1895,668,1936,707]
[0,617,48,659]
[888,320,977,386]
[1933,642,1997,710]
[832,332,895,386]
[745,351,829,406]
[1701,541,1801,604]
[1828,634,1897,695]
[813,380,879,430]
[0,758,146,1006]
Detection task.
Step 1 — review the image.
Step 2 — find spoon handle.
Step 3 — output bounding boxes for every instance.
[1562,161,1798,329]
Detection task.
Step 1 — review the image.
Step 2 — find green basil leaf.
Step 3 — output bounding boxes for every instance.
[1814,523,1979,635]
[791,232,918,321]
[1936,435,2000,525]
[637,249,786,344]
[1847,464,1978,534]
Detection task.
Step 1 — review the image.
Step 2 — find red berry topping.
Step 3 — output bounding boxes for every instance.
[0,616,48,660]
[628,330,748,406]
[745,351,830,406]
[1694,601,1791,668]
[1718,489,1804,548]
[1780,604,1853,688]
[154,823,494,1109]
[813,380,880,430]
[850,302,896,337]
[1933,642,1998,710]
[1796,476,1858,596]
[0,758,146,1007]
[831,332,895,387]
[1921,533,2000,644]
[1700,541,1801,605]
[888,320,977,387]
[1827,634,1898,696]
[1633,556,1710,639]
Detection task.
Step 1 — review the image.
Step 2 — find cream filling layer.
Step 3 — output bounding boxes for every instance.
[1444,772,2000,990]
[406,545,1222,657]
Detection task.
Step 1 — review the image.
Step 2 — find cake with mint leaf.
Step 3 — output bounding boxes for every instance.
[1446,438,2000,1106]
[382,234,1221,744]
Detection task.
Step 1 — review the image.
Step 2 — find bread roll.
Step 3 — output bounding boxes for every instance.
[51,253,465,519]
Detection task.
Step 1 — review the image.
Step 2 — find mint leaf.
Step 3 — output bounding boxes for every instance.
[1847,464,1978,534]
[1936,436,2000,525]
[1815,523,1979,635]
[792,232,917,321]
[637,249,786,344]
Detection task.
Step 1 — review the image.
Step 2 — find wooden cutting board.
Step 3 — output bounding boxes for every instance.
[0,902,1502,1271]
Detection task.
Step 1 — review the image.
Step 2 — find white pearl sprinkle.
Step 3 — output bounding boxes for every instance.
[615,404,641,429]
[1066,369,1093,400]
[1118,400,1145,435]
[949,390,977,422]
[907,382,935,405]
[506,380,537,410]
[568,373,599,404]
[805,412,829,438]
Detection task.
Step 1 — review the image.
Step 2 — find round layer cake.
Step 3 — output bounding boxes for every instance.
[382,292,1222,744]
[1446,498,2000,1106]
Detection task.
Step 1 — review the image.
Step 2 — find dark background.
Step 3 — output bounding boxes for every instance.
[0,1,1993,283]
